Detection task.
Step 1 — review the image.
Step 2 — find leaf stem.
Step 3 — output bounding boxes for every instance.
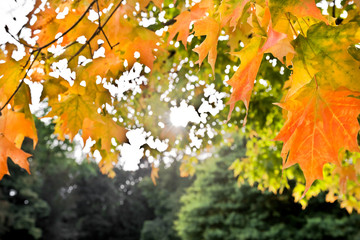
[285,13,297,38]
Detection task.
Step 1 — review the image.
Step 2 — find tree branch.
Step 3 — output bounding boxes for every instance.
[69,0,123,63]
[0,50,41,112]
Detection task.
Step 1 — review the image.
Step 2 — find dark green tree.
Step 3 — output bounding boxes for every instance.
[175,138,360,240]
[139,161,194,240]
[0,119,75,240]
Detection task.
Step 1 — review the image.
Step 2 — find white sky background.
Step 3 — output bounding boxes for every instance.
[0,0,226,171]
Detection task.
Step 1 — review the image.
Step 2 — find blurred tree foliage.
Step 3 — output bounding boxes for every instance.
[139,161,194,240]
[176,138,360,240]
[1,121,360,240]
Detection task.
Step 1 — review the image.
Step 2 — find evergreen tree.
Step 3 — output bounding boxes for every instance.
[176,138,360,240]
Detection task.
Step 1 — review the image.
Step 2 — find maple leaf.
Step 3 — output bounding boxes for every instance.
[0,45,26,104]
[31,3,97,47]
[0,135,31,180]
[0,109,38,148]
[122,36,159,70]
[82,117,127,152]
[40,78,69,104]
[151,163,159,185]
[0,109,38,180]
[288,21,360,97]
[217,0,250,29]
[275,85,360,194]
[98,151,117,178]
[193,17,221,73]
[269,0,327,26]
[46,86,101,140]
[227,7,290,122]
[167,0,212,47]
[227,37,263,124]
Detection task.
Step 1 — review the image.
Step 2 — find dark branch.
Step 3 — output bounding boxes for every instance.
[5,25,37,49]
[0,50,41,112]
[69,0,123,63]
[39,0,97,50]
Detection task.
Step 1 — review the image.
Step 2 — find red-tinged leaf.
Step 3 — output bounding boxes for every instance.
[227,6,294,122]
[168,11,192,46]
[227,37,263,124]
[123,37,158,70]
[260,24,287,52]
[218,0,250,29]
[270,0,327,26]
[275,85,360,195]
[227,26,287,120]
[193,17,221,74]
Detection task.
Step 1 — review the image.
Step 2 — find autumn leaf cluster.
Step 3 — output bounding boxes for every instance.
[0,0,360,210]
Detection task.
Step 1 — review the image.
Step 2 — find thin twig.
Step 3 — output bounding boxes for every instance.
[101,0,123,27]
[5,25,37,49]
[96,0,114,49]
[39,0,97,50]
[101,29,114,49]
[68,0,123,63]
[88,42,93,59]
[96,0,102,26]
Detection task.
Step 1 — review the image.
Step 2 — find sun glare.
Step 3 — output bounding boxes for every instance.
[170,107,188,127]
[170,102,201,127]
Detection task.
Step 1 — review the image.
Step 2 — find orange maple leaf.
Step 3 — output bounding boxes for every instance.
[31,3,97,47]
[167,0,211,47]
[123,36,159,70]
[151,163,159,185]
[270,0,328,27]
[46,86,101,140]
[227,7,289,122]
[193,17,221,74]
[82,117,128,152]
[0,109,38,148]
[0,109,37,179]
[0,135,31,180]
[227,37,263,124]
[275,86,360,195]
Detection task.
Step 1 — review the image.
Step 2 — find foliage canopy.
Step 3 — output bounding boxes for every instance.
[0,0,360,209]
